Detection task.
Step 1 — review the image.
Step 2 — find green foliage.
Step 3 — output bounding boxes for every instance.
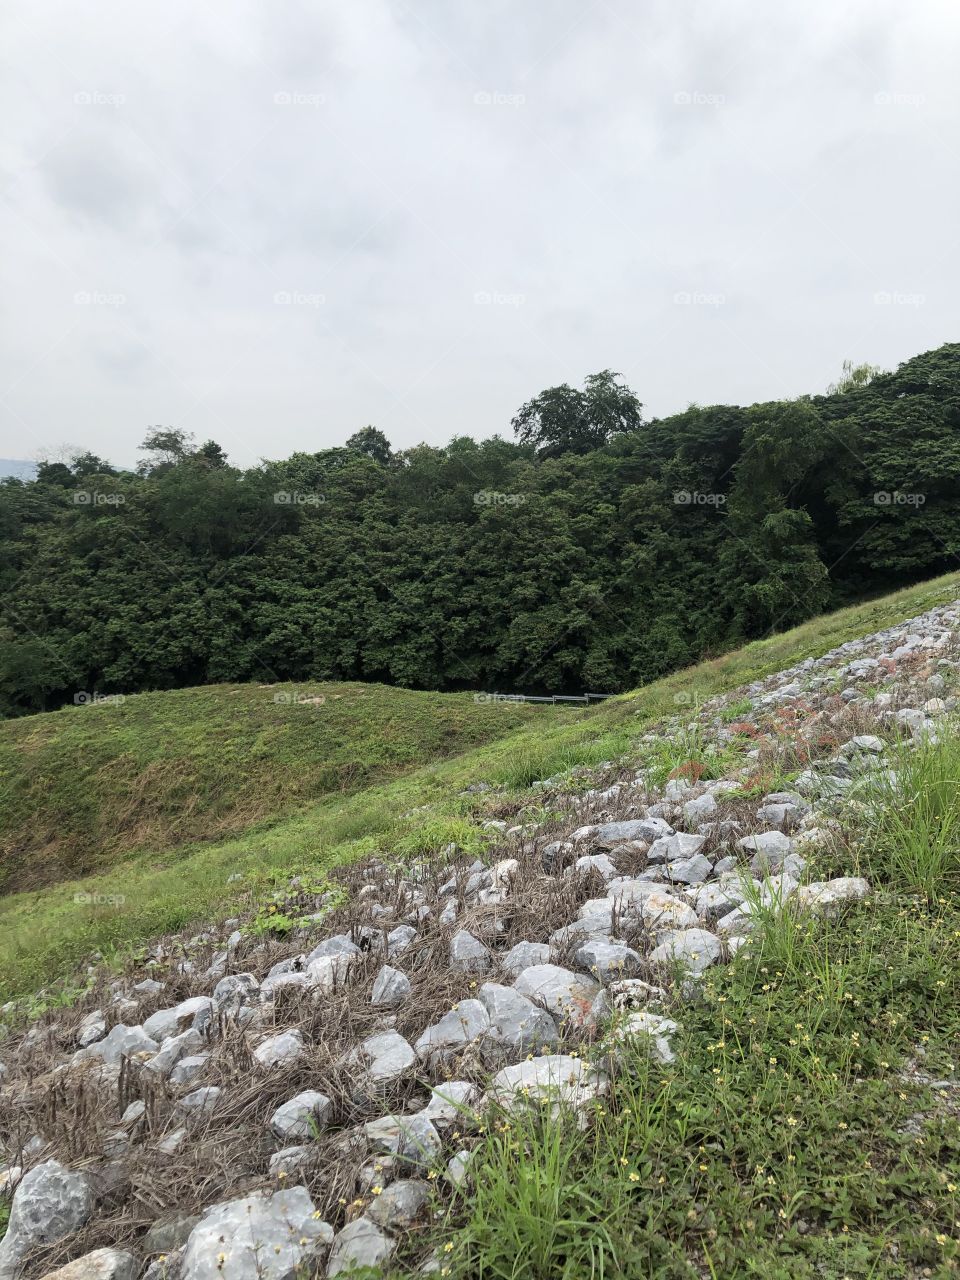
[511,368,642,457]
[1,345,959,718]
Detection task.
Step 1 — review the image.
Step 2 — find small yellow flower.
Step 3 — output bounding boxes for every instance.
[444,1241,455,1253]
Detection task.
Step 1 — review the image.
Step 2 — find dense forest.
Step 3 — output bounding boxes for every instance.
[1,343,959,718]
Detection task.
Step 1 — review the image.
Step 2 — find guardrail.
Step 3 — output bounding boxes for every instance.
[486,692,615,705]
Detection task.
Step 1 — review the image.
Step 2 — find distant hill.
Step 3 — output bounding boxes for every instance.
[0,458,37,481]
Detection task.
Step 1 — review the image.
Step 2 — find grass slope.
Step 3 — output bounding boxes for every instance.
[0,681,552,893]
[1,570,959,1005]
[437,721,960,1278]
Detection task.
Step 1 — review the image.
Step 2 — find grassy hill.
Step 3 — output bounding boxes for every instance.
[0,681,553,894]
[1,570,959,1005]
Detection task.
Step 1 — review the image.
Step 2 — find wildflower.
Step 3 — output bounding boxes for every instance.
[444,1242,455,1253]
[628,1172,640,1182]
[786,1115,798,1127]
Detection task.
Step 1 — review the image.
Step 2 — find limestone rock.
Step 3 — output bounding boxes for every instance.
[253,1029,305,1069]
[270,1090,333,1141]
[327,1217,394,1278]
[477,982,559,1061]
[37,1249,136,1280]
[180,1186,332,1279]
[513,964,600,1027]
[0,1160,94,1280]
[371,965,411,1009]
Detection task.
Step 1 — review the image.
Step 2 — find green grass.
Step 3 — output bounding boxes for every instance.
[432,729,960,1278]
[0,680,554,893]
[860,731,960,901]
[1,569,959,1006]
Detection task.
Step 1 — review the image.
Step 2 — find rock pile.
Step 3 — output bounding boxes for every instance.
[0,602,957,1277]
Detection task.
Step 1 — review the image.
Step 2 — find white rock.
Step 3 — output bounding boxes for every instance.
[350,1030,416,1094]
[76,1010,106,1049]
[608,1010,678,1063]
[143,997,213,1043]
[794,877,870,915]
[269,1090,333,1141]
[663,854,713,885]
[327,1217,394,1278]
[500,941,550,977]
[477,983,559,1060]
[180,1186,332,1279]
[415,1000,490,1063]
[637,891,699,933]
[649,928,722,975]
[0,1160,94,1280]
[572,941,643,983]
[420,1081,480,1129]
[449,930,491,975]
[72,1023,158,1067]
[36,1248,137,1280]
[513,964,600,1027]
[253,1029,305,1069]
[683,793,718,825]
[486,1055,607,1117]
[371,965,411,1009]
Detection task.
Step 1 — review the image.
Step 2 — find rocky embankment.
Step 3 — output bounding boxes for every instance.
[1,604,958,1279]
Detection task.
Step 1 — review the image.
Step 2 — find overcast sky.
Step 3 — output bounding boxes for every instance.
[1,0,957,470]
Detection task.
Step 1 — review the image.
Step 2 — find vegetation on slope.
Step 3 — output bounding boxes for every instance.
[1,568,958,1008]
[2,345,960,718]
[0,681,551,894]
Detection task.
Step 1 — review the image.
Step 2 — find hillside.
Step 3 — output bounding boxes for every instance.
[1,571,959,1277]
[0,682,553,894]
[3,344,960,721]
[0,571,958,1007]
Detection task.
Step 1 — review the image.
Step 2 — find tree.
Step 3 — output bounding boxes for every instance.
[193,440,229,469]
[137,428,194,476]
[826,359,883,395]
[70,451,116,477]
[511,370,642,457]
[345,426,392,465]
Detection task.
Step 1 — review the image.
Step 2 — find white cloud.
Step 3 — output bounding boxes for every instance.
[0,0,958,467]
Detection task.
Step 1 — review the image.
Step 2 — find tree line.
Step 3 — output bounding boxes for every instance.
[1,346,959,717]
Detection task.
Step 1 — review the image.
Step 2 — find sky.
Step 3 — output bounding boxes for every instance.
[1,0,957,471]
